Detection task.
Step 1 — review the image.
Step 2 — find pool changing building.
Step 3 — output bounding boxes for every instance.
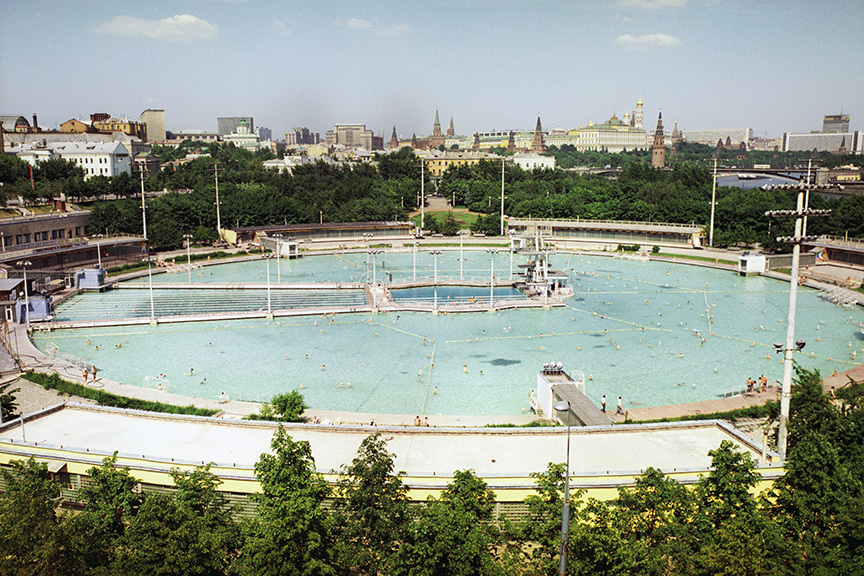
[0,401,782,517]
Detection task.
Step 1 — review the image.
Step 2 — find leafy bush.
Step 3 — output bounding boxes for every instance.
[21,371,218,416]
[249,390,307,422]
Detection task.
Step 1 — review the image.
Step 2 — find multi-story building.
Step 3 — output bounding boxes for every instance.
[222,120,260,151]
[285,127,321,146]
[681,128,752,146]
[823,114,850,134]
[140,109,166,142]
[511,153,556,171]
[255,126,272,142]
[8,141,132,179]
[91,117,148,141]
[325,124,374,148]
[422,150,498,177]
[782,131,862,154]
[217,117,254,137]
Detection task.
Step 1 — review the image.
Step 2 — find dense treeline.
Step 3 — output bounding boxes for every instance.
[1,368,861,575]
[4,144,864,250]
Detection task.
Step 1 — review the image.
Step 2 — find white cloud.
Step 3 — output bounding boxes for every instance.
[614,33,682,49]
[615,0,688,9]
[344,18,374,29]
[272,19,290,35]
[94,14,219,42]
[340,18,409,37]
[375,24,409,37]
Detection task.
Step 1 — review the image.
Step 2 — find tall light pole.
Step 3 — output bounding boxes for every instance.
[139,165,148,240]
[214,162,222,242]
[459,231,465,280]
[263,253,274,317]
[183,233,193,284]
[553,399,572,576]
[500,158,506,236]
[369,249,382,308]
[16,260,31,331]
[709,158,717,247]
[94,233,104,269]
[766,188,830,456]
[420,157,425,231]
[487,249,498,310]
[146,256,156,323]
[413,239,417,281]
[430,250,441,311]
[273,233,283,284]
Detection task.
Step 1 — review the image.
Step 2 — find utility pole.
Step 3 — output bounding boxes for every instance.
[214,162,222,241]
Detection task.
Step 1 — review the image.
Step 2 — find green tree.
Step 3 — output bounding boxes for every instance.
[71,452,142,572]
[0,379,20,421]
[439,211,461,236]
[271,390,307,422]
[0,458,83,576]
[238,426,333,576]
[332,434,410,575]
[117,464,241,575]
[393,469,502,576]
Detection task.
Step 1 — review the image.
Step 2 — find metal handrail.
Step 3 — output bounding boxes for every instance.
[508,217,703,231]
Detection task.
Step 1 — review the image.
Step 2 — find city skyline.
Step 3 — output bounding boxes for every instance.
[2,0,863,141]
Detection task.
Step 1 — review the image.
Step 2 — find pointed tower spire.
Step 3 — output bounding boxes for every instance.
[651,111,666,168]
[430,108,444,149]
[531,114,547,153]
[389,126,399,149]
[447,116,455,137]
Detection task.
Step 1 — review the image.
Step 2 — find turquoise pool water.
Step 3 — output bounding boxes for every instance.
[34,253,864,415]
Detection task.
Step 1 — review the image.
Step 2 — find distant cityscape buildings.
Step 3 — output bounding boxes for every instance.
[285,127,321,146]
[681,128,752,147]
[217,117,254,137]
[782,113,861,154]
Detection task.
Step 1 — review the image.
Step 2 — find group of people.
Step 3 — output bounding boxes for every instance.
[413,415,430,427]
[746,374,769,393]
[81,365,97,384]
[600,395,626,416]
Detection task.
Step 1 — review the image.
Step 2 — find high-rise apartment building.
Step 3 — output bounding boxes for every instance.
[823,114,850,133]
[285,127,321,146]
[325,124,374,148]
[140,109,165,142]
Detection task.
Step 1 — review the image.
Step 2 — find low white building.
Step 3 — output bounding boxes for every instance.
[8,141,132,179]
[511,153,556,171]
[262,155,320,174]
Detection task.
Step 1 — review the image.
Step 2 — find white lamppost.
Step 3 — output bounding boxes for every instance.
[500,158,506,236]
[183,234,193,284]
[487,249,499,310]
[709,158,717,247]
[553,399,572,576]
[369,249,382,308]
[430,250,441,311]
[16,260,31,331]
[93,234,104,269]
[420,158,425,231]
[263,253,274,317]
[214,161,222,241]
[459,231,465,280]
[139,165,148,240]
[413,239,417,281]
[146,256,156,323]
[766,190,830,456]
[273,233,283,284]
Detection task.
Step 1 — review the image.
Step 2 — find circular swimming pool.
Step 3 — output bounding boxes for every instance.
[34,252,864,416]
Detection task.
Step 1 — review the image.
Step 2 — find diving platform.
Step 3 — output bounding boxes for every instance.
[531,363,611,427]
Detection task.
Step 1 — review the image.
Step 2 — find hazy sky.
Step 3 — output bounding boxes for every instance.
[2,0,863,141]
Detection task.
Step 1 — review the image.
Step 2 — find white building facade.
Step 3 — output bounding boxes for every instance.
[8,141,131,179]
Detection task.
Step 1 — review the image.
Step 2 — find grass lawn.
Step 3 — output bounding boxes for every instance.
[656,252,737,266]
[410,210,480,229]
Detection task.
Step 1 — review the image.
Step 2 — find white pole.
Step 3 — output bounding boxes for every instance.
[433,251,438,311]
[22,265,30,331]
[776,190,804,457]
[420,158,425,232]
[265,256,272,315]
[709,158,717,248]
[500,158,505,236]
[96,238,102,269]
[147,258,155,321]
[185,234,192,284]
[413,240,416,281]
[214,162,222,241]
[803,160,812,236]
[140,166,148,240]
[490,252,495,310]
[460,233,464,280]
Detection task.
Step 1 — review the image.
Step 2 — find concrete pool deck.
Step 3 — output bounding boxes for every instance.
[0,402,784,504]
